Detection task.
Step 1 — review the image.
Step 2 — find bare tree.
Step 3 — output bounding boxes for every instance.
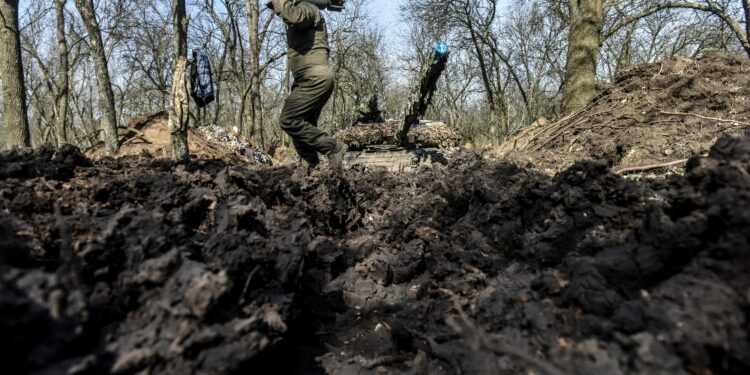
[324,0,388,130]
[205,0,251,134]
[0,0,30,149]
[55,0,70,146]
[170,0,189,160]
[244,0,264,144]
[7,0,747,153]
[75,0,119,156]
[20,1,59,145]
[606,0,750,58]
[121,1,173,112]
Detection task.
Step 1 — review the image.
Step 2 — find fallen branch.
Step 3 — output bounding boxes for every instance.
[122,135,152,146]
[122,126,146,136]
[511,84,638,153]
[516,107,592,152]
[529,104,630,153]
[119,127,150,147]
[615,158,690,174]
[77,129,104,152]
[659,110,750,127]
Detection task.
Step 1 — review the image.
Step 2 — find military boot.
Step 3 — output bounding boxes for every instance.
[327,142,348,167]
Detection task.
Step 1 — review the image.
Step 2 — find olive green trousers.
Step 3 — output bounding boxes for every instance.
[280,65,337,164]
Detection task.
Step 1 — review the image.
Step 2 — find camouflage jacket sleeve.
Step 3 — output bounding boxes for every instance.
[271,0,321,29]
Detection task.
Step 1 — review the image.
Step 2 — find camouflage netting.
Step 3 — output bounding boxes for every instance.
[335,123,394,149]
[335,122,462,150]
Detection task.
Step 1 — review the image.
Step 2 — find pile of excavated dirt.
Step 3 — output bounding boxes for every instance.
[499,53,750,173]
[85,113,270,165]
[2,130,750,374]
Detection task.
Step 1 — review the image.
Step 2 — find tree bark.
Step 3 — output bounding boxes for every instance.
[55,0,70,147]
[0,0,30,149]
[744,1,750,46]
[170,0,189,161]
[561,0,604,115]
[75,0,118,156]
[244,0,263,146]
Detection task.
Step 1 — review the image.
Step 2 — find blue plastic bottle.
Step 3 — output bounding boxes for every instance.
[434,41,450,60]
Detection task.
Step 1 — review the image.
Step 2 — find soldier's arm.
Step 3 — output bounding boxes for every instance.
[269,0,320,28]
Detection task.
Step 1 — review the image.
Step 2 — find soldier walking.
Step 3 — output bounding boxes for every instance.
[267,0,348,168]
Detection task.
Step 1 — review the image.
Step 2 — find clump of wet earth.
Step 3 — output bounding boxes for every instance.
[1,132,749,374]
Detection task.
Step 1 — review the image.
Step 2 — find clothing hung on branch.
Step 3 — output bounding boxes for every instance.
[190,50,215,108]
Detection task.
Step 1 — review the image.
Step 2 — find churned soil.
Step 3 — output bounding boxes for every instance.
[500,53,750,173]
[2,130,750,374]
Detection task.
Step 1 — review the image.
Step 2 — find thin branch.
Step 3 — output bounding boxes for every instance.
[659,110,750,127]
[615,158,692,174]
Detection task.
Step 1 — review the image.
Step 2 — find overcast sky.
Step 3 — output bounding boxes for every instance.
[369,0,405,44]
[370,0,403,27]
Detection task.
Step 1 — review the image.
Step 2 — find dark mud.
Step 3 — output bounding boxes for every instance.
[2,133,750,374]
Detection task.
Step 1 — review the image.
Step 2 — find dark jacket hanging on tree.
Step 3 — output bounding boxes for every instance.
[190,50,215,108]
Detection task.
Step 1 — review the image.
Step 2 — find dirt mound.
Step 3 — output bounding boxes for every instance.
[2,131,750,374]
[0,144,90,180]
[500,54,750,173]
[85,113,270,165]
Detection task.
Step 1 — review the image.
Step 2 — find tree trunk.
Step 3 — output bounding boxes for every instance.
[54,0,70,147]
[466,16,496,111]
[244,0,263,146]
[561,0,604,115]
[213,48,227,126]
[169,0,189,161]
[75,0,118,156]
[170,58,190,161]
[0,0,30,149]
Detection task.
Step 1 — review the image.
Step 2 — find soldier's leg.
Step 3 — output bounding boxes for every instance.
[280,80,319,165]
[307,66,348,166]
[279,65,338,156]
[306,105,323,127]
[303,69,348,166]
[305,71,334,127]
[292,139,320,166]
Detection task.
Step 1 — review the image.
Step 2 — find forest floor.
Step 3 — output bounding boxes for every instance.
[1,54,750,375]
